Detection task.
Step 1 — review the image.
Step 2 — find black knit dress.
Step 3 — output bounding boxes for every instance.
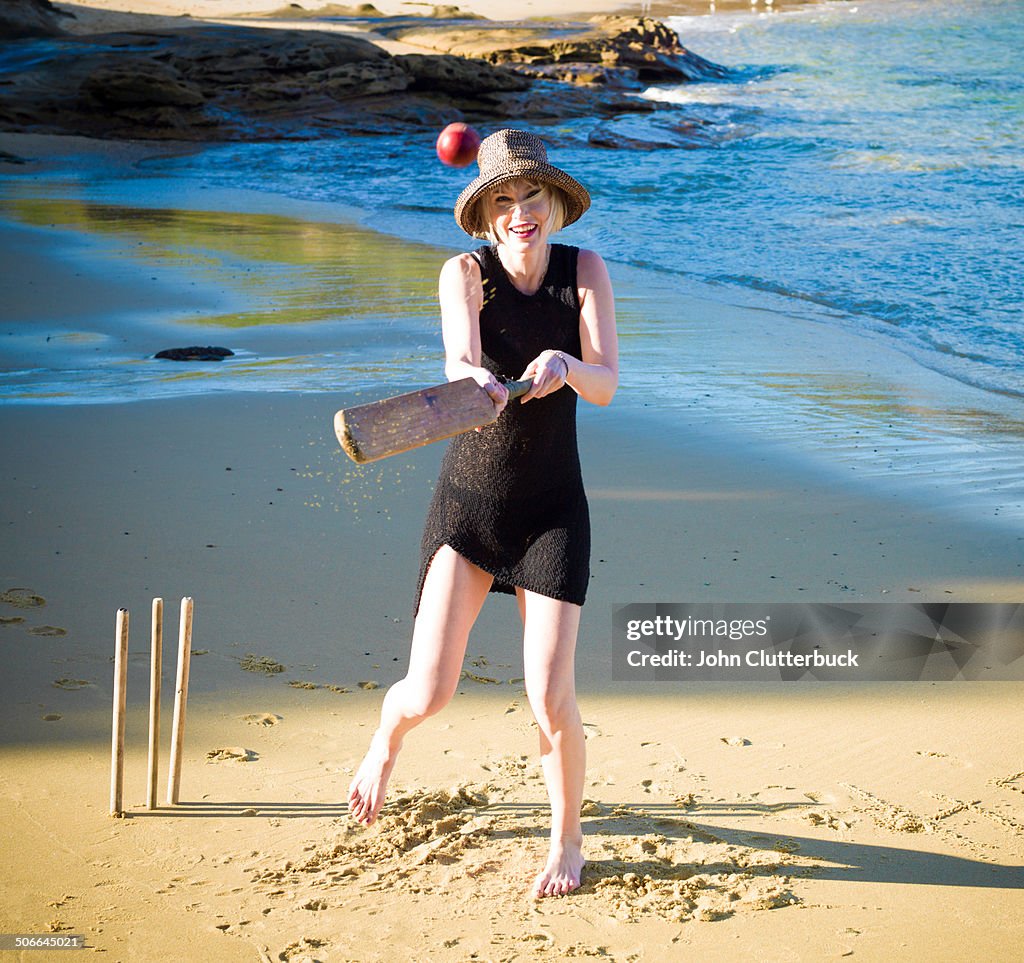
[414,243,590,614]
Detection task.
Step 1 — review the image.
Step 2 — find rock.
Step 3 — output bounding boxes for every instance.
[484,82,659,122]
[0,14,720,141]
[395,54,528,95]
[0,26,408,140]
[255,3,480,20]
[429,6,484,20]
[588,115,718,150]
[318,59,411,100]
[384,15,730,89]
[154,346,234,362]
[79,59,206,109]
[509,61,641,89]
[0,0,68,40]
[256,4,386,19]
[584,16,731,82]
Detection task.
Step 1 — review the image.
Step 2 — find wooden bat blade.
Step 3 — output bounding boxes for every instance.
[335,378,499,464]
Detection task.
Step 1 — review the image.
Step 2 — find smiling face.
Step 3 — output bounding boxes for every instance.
[484,179,564,249]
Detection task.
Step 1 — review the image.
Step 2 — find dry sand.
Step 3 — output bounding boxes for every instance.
[52,0,644,42]
[4,673,1024,959]
[54,0,645,22]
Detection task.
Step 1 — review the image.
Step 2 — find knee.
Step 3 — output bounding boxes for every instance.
[399,675,457,720]
[527,684,580,736]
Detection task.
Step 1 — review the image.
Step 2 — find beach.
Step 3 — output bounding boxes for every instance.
[3,0,1024,959]
[4,385,1024,960]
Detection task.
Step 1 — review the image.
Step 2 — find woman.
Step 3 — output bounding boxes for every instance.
[348,129,618,898]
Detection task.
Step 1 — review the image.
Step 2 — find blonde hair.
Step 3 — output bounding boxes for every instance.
[480,181,567,244]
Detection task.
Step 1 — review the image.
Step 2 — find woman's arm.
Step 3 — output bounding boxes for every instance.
[438,253,509,410]
[520,248,618,406]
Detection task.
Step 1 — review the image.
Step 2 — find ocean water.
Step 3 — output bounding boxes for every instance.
[1,0,1022,520]
[111,0,1022,398]
[654,0,1024,399]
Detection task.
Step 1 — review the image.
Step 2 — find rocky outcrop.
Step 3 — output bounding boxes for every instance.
[0,14,722,142]
[79,59,207,110]
[382,15,730,89]
[395,53,526,96]
[0,0,68,39]
[0,25,534,140]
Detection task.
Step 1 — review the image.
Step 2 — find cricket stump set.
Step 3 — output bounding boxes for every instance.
[109,596,193,817]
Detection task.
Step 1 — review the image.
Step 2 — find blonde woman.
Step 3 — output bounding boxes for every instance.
[349,130,618,898]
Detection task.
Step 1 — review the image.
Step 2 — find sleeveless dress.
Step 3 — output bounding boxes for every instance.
[414,243,590,614]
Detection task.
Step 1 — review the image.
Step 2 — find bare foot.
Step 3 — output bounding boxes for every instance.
[531,836,585,898]
[348,731,399,825]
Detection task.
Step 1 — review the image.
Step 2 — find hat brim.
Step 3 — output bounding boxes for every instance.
[454,160,590,238]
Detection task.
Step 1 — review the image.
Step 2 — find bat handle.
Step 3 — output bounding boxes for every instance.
[503,379,534,401]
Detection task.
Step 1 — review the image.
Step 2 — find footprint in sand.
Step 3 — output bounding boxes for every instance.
[460,669,501,684]
[53,678,91,690]
[239,654,285,675]
[992,772,1024,794]
[1,588,46,609]
[42,713,62,722]
[805,810,853,831]
[243,713,282,727]
[1,616,25,626]
[29,626,67,638]
[206,747,258,763]
[722,736,751,747]
[279,937,329,960]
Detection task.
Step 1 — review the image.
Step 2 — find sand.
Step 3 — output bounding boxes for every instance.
[3,4,1024,955]
[53,0,657,24]
[2,372,1024,959]
[52,0,645,45]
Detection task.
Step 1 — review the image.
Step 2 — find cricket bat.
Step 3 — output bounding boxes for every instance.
[335,377,533,464]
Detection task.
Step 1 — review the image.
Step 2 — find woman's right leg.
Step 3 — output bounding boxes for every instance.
[348,545,492,824]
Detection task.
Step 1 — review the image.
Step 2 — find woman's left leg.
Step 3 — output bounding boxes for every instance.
[518,589,586,897]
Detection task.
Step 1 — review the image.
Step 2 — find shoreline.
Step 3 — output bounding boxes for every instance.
[3,136,1023,533]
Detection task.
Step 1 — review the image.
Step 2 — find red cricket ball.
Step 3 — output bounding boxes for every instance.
[436,122,482,168]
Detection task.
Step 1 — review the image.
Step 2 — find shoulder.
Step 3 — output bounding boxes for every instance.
[440,250,483,276]
[439,251,484,289]
[575,248,610,287]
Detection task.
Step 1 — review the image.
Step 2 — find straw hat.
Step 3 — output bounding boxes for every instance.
[454,129,591,238]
